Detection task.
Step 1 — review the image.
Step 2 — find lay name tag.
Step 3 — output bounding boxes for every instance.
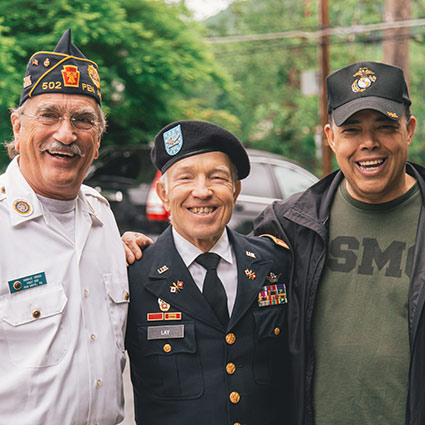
[8,272,47,294]
[148,325,184,340]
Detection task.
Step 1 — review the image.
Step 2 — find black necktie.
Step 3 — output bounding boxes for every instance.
[195,252,229,326]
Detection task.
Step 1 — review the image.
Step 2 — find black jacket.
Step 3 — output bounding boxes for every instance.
[126,226,292,425]
[253,162,425,425]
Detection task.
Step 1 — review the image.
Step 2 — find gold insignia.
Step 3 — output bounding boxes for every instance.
[31,59,39,66]
[62,65,80,87]
[245,269,256,280]
[157,265,169,274]
[88,65,101,88]
[158,298,170,312]
[259,234,290,250]
[23,75,32,88]
[13,281,22,291]
[13,200,32,216]
[246,251,256,258]
[351,67,377,93]
[43,58,50,67]
[266,272,281,284]
[387,111,398,119]
[170,280,184,293]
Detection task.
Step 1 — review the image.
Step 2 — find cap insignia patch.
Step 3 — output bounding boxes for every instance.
[163,124,183,156]
[88,65,101,89]
[43,58,50,67]
[62,65,80,87]
[387,111,398,119]
[351,67,377,93]
[23,75,32,88]
[31,59,39,66]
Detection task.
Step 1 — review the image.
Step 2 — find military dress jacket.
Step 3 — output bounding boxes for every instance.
[126,226,292,425]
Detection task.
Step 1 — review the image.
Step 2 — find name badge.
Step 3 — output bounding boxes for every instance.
[148,325,184,340]
[8,272,47,294]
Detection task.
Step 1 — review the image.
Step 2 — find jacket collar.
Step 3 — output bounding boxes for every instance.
[145,226,273,331]
[2,157,102,227]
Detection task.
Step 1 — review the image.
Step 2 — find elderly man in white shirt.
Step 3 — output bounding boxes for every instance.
[0,29,129,424]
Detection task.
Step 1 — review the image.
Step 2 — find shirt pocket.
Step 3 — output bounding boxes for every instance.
[0,284,69,368]
[103,272,129,351]
[252,305,288,384]
[134,321,204,399]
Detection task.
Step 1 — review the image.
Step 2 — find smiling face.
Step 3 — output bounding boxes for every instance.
[325,109,416,203]
[11,93,101,200]
[156,151,241,252]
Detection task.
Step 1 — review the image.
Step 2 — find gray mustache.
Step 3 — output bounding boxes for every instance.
[40,141,85,157]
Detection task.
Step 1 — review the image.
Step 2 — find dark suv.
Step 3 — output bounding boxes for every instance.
[84,146,318,235]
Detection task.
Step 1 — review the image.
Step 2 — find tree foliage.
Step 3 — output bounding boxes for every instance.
[0,0,235,169]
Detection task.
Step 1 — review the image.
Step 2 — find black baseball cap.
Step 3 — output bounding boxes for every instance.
[20,29,102,106]
[151,120,250,179]
[327,61,411,126]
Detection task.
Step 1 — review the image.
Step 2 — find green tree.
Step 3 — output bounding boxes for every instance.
[0,0,235,170]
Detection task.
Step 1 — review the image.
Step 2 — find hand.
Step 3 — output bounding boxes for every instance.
[122,232,153,265]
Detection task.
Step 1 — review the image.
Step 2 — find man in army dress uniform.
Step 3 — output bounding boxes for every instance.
[125,120,292,425]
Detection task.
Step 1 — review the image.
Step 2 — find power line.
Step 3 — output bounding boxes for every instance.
[205,17,425,44]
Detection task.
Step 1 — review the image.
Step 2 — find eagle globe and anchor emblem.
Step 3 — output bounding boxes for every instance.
[351,67,377,93]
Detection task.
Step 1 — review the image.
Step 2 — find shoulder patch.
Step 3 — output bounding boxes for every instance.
[81,184,109,206]
[259,234,290,250]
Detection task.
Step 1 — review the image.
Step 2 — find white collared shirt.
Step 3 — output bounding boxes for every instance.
[0,158,129,425]
[172,227,238,315]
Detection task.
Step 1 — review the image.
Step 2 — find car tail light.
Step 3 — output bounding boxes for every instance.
[146,171,170,222]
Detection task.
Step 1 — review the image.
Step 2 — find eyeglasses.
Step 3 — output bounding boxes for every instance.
[21,111,101,131]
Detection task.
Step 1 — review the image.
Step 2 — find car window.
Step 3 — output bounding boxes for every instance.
[273,164,316,198]
[240,162,275,198]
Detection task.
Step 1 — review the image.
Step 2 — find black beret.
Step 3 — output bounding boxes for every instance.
[327,61,411,126]
[151,120,250,179]
[20,29,102,106]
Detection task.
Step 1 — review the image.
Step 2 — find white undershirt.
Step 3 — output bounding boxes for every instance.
[172,227,238,315]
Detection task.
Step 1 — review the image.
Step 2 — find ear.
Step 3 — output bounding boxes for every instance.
[156,179,170,213]
[10,113,22,152]
[233,180,242,202]
[94,138,101,159]
[324,123,336,154]
[406,116,416,147]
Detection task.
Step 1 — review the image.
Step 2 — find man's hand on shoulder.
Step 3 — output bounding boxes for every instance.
[122,232,153,265]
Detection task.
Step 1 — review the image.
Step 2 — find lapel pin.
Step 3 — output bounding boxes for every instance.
[246,251,256,258]
[266,272,281,284]
[158,298,170,312]
[170,280,183,293]
[157,265,169,275]
[245,269,256,280]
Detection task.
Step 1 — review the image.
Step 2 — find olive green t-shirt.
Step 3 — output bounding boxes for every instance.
[313,180,421,425]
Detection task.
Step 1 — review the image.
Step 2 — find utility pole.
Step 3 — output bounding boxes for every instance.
[383,0,412,86]
[318,0,333,176]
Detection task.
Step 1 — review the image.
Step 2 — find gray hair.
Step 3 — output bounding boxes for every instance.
[5,99,107,159]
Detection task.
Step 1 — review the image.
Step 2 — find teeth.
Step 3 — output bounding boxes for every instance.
[190,207,214,215]
[48,150,75,157]
[358,159,384,170]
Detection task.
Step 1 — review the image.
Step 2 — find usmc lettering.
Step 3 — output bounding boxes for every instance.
[328,236,415,278]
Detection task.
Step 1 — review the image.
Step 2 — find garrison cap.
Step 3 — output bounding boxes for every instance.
[327,61,411,126]
[20,29,102,106]
[151,120,250,179]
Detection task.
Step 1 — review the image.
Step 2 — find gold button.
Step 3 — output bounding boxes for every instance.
[234,423,241,425]
[32,309,41,319]
[13,281,22,291]
[83,289,89,297]
[274,327,280,336]
[225,333,236,345]
[163,344,172,353]
[226,362,236,375]
[96,379,102,387]
[90,333,96,342]
[124,291,129,301]
[229,391,240,404]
